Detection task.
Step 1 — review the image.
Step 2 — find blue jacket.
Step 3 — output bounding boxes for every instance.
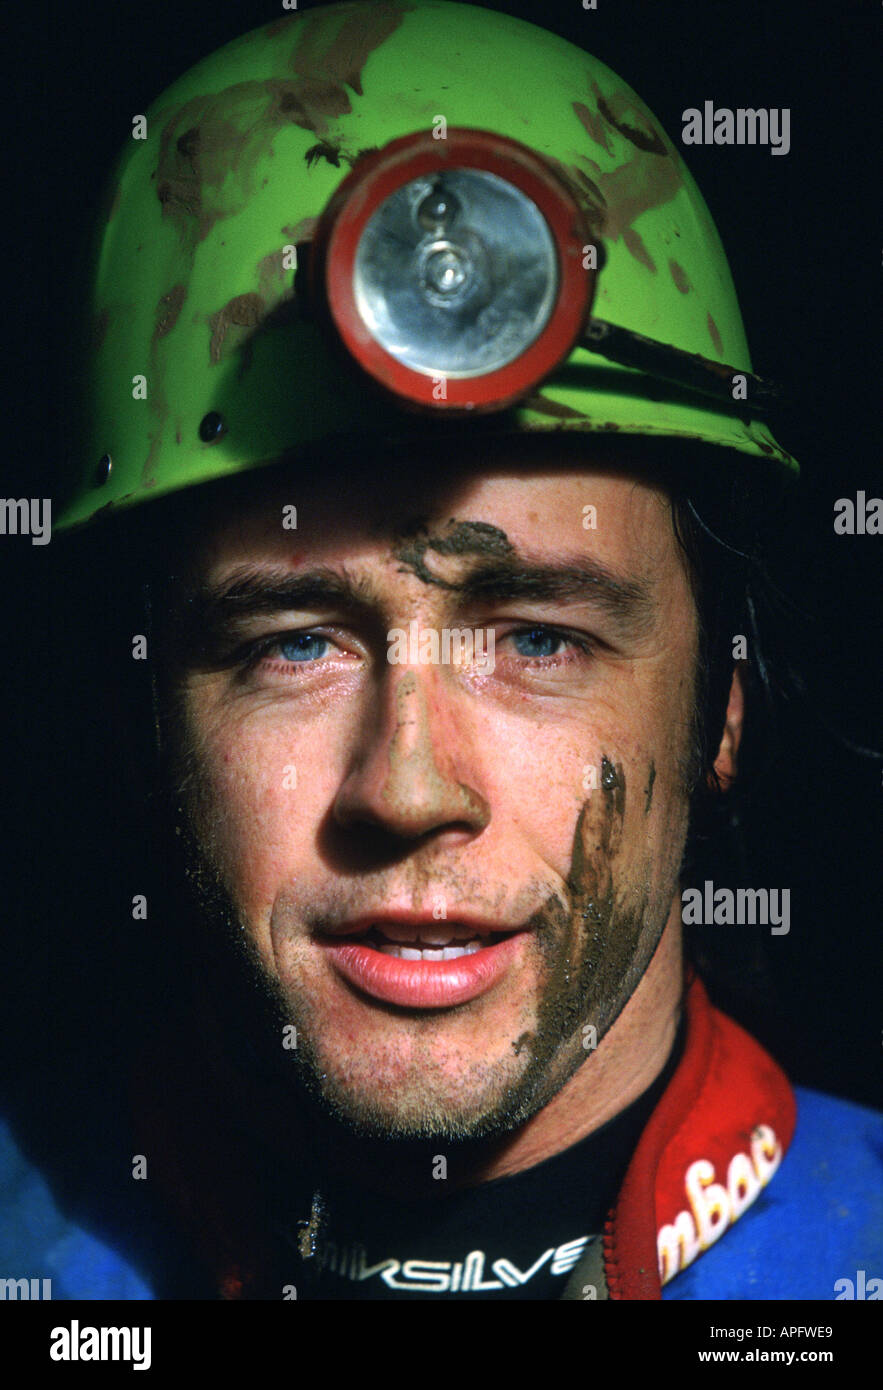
[1,1084,879,1300]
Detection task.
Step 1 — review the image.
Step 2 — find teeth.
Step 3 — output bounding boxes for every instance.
[373,938,489,960]
[371,921,481,945]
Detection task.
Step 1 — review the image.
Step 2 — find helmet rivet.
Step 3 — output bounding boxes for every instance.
[96,453,112,485]
[199,411,226,443]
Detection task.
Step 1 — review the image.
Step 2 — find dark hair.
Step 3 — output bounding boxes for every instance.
[668,455,794,836]
[658,445,801,1004]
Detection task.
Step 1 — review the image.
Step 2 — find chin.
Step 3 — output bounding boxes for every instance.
[288,1024,574,1147]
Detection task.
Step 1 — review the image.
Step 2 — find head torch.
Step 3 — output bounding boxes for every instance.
[308,128,780,417]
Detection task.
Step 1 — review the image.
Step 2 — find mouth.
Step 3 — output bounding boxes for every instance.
[316,919,528,1009]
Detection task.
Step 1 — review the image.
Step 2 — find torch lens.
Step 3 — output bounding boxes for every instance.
[353,168,558,378]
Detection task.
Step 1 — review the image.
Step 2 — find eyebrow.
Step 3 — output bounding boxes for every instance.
[174,565,379,660]
[176,552,655,660]
[451,555,654,632]
[189,565,375,621]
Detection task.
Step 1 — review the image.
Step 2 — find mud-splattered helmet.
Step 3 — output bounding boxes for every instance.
[57,0,796,532]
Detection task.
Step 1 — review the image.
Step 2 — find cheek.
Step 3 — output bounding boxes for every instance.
[184,705,322,909]
[458,712,591,865]
[625,747,693,918]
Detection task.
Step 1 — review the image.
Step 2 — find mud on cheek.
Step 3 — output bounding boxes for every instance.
[519,756,665,1071]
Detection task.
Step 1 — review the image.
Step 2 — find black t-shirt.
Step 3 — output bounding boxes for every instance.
[279,1024,684,1300]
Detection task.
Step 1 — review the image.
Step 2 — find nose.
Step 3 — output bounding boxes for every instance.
[332,666,491,841]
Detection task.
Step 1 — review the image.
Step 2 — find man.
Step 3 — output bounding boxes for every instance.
[5,0,880,1301]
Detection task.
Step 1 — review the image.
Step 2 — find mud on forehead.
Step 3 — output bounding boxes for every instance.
[181,457,489,559]
[165,434,681,585]
[393,519,517,588]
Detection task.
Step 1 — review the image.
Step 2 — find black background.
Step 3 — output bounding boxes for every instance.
[4,0,880,1174]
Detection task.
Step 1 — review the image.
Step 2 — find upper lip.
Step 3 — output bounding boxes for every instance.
[318,909,526,938]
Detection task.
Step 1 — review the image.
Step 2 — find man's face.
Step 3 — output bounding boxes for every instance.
[168,446,698,1142]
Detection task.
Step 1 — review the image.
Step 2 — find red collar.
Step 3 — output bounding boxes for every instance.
[604,971,796,1299]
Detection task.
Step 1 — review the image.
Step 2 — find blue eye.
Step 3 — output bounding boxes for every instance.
[512,627,565,658]
[278,634,330,663]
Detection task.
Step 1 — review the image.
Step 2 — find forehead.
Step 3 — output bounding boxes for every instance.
[190,446,679,581]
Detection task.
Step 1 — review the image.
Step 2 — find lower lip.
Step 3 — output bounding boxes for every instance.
[318,933,528,1008]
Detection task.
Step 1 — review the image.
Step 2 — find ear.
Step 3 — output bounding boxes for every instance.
[712,664,745,790]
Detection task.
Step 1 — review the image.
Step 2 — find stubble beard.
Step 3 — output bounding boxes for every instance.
[169,752,685,1151]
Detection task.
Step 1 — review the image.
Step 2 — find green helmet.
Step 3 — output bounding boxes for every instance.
[57,0,796,533]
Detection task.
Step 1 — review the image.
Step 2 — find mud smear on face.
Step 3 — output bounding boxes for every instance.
[498,754,658,1120]
[393,519,514,588]
[645,760,656,815]
[168,738,669,1199]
